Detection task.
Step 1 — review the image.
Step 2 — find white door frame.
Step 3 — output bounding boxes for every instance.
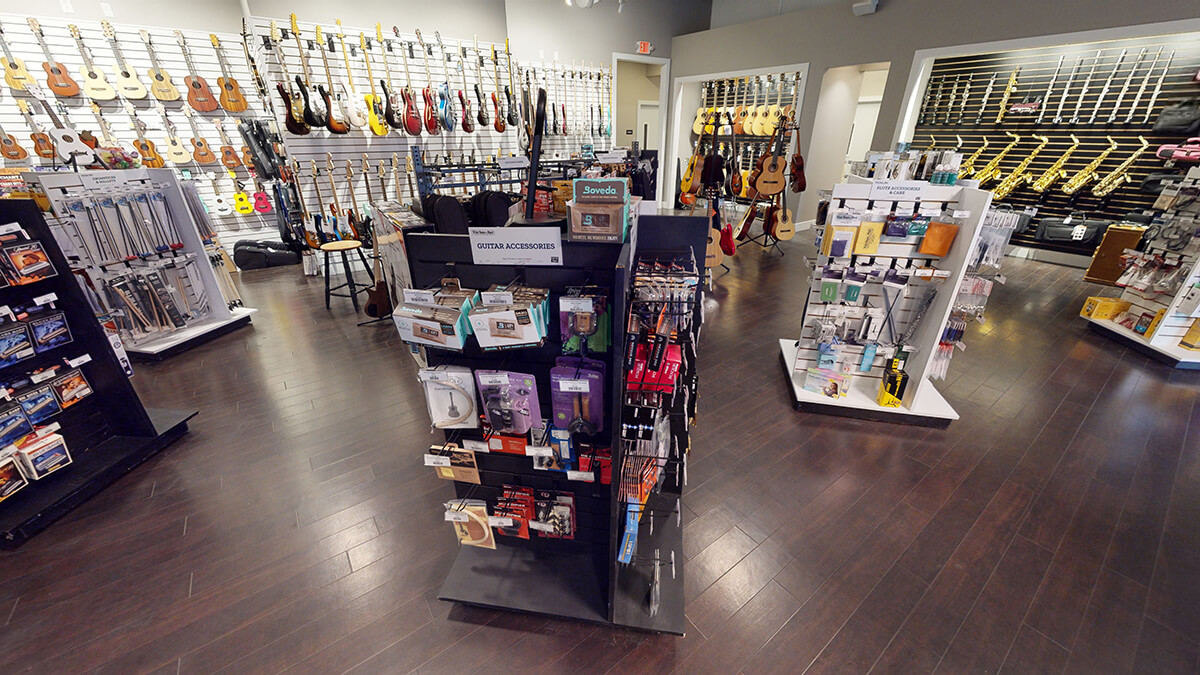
[611,52,671,205]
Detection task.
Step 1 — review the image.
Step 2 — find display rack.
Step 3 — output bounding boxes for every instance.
[402,214,704,635]
[27,168,255,360]
[779,178,992,427]
[1081,165,1200,369]
[0,200,193,547]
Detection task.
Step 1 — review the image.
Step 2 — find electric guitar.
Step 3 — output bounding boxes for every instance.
[0,118,28,160]
[208,34,248,113]
[376,25,403,130]
[603,65,613,137]
[490,45,506,133]
[548,67,559,136]
[559,67,568,135]
[388,28,419,134]
[457,40,474,133]
[212,117,242,168]
[325,153,355,239]
[98,21,146,98]
[27,19,80,97]
[17,100,54,158]
[174,31,219,112]
[345,159,369,244]
[519,70,531,150]
[157,103,194,164]
[0,20,35,91]
[359,33,388,136]
[88,101,122,149]
[291,14,328,128]
[504,40,520,127]
[314,25,350,134]
[470,37,488,128]
[124,100,164,167]
[414,29,439,134]
[433,32,455,132]
[64,24,114,101]
[268,21,308,135]
[139,30,181,101]
[289,159,320,247]
[334,20,368,128]
[38,98,92,163]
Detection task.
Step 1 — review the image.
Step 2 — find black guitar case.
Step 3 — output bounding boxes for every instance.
[431,195,471,234]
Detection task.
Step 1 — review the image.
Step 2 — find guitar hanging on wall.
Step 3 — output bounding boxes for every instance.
[68,24,117,101]
[140,29,181,102]
[434,31,456,132]
[268,20,309,135]
[314,24,350,134]
[334,20,368,129]
[27,19,80,97]
[360,33,388,136]
[16,100,54,158]
[157,103,194,164]
[290,14,328,128]
[100,21,146,99]
[212,117,243,168]
[0,20,35,91]
[175,30,219,112]
[209,34,248,113]
[414,29,440,135]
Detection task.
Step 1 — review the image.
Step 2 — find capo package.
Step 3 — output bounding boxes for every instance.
[475,370,541,435]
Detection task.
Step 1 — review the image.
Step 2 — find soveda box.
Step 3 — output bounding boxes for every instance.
[569,179,630,244]
[572,178,628,204]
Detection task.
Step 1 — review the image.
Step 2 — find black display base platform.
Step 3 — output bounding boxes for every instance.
[611,491,686,635]
[0,408,196,549]
[438,544,609,626]
[127,313,253,362]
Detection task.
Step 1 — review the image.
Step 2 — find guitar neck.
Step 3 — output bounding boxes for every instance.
[144,39,165,72]
[319,46,335,89]
[214,47,234,81]
[180,43,201,78]
[0,32,18,65]
[293,34,313,84]
[39,101,65,129]
[32,32,55,63]
[338,38,356,92]
[73,37,96,71]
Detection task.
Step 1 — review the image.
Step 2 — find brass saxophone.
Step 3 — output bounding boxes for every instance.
[957,137,989,179]
[973,132,1021,186]
[1030,134,1081,193]
[1062,137,1119,195]
[992,135,1049,200]
[1092,136,1150,197]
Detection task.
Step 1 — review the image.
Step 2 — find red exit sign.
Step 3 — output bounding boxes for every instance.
[635,41,653,55]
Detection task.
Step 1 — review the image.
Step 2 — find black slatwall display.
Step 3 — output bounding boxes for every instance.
[914,31,1200,255]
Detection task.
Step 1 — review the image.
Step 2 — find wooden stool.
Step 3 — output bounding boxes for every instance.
[321,240,374,311]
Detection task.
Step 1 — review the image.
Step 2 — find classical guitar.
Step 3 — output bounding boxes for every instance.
[490,45,506,132]
[99,21,146,99]
[208,34,248,113]
[433,32,456,132]
[765,193,795,241]
[38,98,92,163]
[751,75,773,135]
[732,201,757,240]
[472,38,488,128]
[88,102,123,149]
[267,21,308,135]
[748,123,787,197]
[703,80,724,135]
[762,74,785,136]
[414,29,440,134]
[780,71,800,121]
[456,40,474,133]
[124,100,163,167]
[706,208,725,269]
[157,103,194,164]
[727,143,743,197]
[730,77,748,135]
[359,33,388,136]
[139,30,181,101]
[789,143,806,194]
[333,21,367,128]
[17,100,54,158]
[0,118,28,160]
[212,117,241,168]
[291,14,328,128]
[0,20,34,91]
[314,25,350,134]
[174,31,218,112]
[27,19,79,97]
[742,77,761,136]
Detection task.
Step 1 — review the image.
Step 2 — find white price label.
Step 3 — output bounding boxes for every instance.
[30,370,57,384]
[597,151,626,163]
[402,289,437,306]
[996,274,1007,285]
[566,470,595,482]
[952,210,971,219]
[462,439,489,453]
[481,291,514,306]
[559,297,594,313]
[0,223,24,235]
[66,354,92,368]
[33,293,58,305]
[955,341,967,351]
[478,373,508,386]
[559,379,589,393]
[498,155,530,170]
[489,437,504,450]
[424,454,452,467]
[444,510,469,523]
[526,445,554,458]
[529,520,554,533]
[488,516,514,528]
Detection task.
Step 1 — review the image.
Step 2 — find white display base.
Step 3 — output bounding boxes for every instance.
[127,308,256,361]
[779,339,958,428]
[1084,317,1200,370]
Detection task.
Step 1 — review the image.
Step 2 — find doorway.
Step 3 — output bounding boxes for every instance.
[636,101,660,150]
[612,53,670,204]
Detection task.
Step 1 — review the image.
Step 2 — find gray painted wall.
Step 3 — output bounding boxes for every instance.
[672,0,1200,213]
[504,0,711,63]
[710,0,842,30]
[14,0,244,32]
[245,0,510,43]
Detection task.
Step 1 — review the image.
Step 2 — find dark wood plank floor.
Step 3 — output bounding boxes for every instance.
[2,242,1199,674]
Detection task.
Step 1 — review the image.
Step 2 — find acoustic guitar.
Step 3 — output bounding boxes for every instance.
[124,101,164,167]
[100,21,146,99]
[17,100,54,159]
[0,119,28,160]
[38,99,93,163]
[212,117,242,168]
[157,104,194,164]
[175,31,219,112]
[731,77,749,135]
[67,24,115,100]
[751,75,774,135]
[733,202,757,241]
[140,30,181,102]
[0,20,35,91]
[691,82,712,135]
[210,34,248,113]
[231,172,254,215]
[748,123,787,197]
[207,173,234,216]
[762,74,785,136]
[27,19,79,97]
[705,220,724,269]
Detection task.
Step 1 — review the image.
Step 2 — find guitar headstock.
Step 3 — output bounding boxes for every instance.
[434,31,445,53]
[209,34,220,49]
[290,13,301,38]
[311,159,318,178]
[335,19,345,40]
[376,156,386,179]
[26,18,41,36]
[414,28,425,48]
[89,101,101,115]
[345,159,354,178]
[68,24,81,41]
[15,99,30,115]
[211,115,222,131]
[100,20,116,41]
[325,152,334,172]
[269,20,281,45]
[174,30,187,49]
[139,28,152,46]
[359,33,367,52]
[375,23,384,44]
[404,153,413,173]
[314,24,323,44]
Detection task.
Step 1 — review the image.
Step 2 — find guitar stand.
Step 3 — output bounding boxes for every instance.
[739,230,784,256]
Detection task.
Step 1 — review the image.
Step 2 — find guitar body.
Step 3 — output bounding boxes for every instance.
[184,75,219,112]
[253,191,271,213]
[112,65,147,99]
[217,77,248,113]
[42,62,80,97]
[762,106,781,135]
[2,57,34,90]
[475,85,489,126]
[705,226,725,268]
[751,106,769,135]
[381,82,401,129]
[733,204,756,240]
[422,88,439,134]
[0,135,27,160]
[218,145,240,168]
[773,206,795,241]
[492,93,506,132]
[732,108,747,135]
[340,85,368,128]
[505,87,519,126]
[679,154,699,194]
[147,69,181,101]
[401,88,422,134]
[277,83,310,135]
[48,128,92,163]
[438,84,454,131]
[691,108,705,135]
[763,203,780,239]
[459,91,474,133]
[720,222,735,256]
[789,152,807,193]
[233,190,253,215]
[79,130,97,149]
[78,66,117,100]
[210,193,233,215]
[365,94,388,136]
[751,156,786,196]
[320,86,350,134]
[364,281,390,318]
[728,166,743,197]
[134,139,164,167]
[163,136,191,163]
[30,132,54,159]
[240,146,253,167]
